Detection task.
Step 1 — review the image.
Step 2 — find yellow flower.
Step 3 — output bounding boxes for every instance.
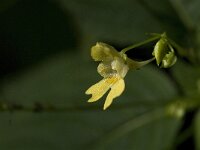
[85,42,129,110]
[86,42,154,110]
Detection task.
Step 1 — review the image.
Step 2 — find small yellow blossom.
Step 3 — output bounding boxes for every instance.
[86,42,155,110]
[85,42,128,110]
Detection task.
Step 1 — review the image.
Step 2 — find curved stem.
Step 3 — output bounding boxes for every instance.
[167,38,188,57]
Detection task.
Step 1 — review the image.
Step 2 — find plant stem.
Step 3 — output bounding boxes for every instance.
[167,38,188,57]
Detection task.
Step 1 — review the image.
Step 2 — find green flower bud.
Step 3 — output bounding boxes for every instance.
[152,38,177,68]
[161,51,177,68]
[152,38,168,65]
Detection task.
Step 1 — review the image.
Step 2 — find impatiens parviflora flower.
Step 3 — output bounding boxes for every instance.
[152,38,177,68]
[85,42,155,110]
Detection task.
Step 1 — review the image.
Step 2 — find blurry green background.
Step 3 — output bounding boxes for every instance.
[0,0,200,150]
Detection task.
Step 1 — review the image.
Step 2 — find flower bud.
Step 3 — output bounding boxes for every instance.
[161,51,177,68]
[152,38,177,68]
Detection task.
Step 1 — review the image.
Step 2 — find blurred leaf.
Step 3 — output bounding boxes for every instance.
[58,0,187,47]
[194,110,200,150]
[176,0,200,26]
[0,51,181,150]
[171,60,200,95]
[169,0,200,60]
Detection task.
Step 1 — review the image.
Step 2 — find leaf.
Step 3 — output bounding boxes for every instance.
[171,60,200,95]
[172,0,200,26]
[58,0,187,47]
[168,0,200,59]
[0,52,181,150]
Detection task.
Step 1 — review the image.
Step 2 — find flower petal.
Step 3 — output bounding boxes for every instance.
[111,57,129,78]
[97,62,116,78]
[161,51,177,68]
[103,78,125,110]
[85,77,117,102]
[91,42,119,61]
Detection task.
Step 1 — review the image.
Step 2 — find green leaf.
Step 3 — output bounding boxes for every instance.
[171,60,200,95]
[174,0,200,26]
[168,0,200,60]
[58,0,186,47]
[0,52,181,150]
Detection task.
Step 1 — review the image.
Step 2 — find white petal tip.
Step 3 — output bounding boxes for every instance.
[85,88,92,95]
[87,99,94,103]
[103,104,110,110]
[103,107,107,110]
[87,97,100,103]
[85,91,90,95]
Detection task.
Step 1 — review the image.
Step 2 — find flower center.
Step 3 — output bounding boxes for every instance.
[111,57,129,78]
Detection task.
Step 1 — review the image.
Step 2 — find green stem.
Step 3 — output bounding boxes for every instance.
[166,95,200,118]
[0,100,166,112]
[167,38,188,57]
[121,35,160,53]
